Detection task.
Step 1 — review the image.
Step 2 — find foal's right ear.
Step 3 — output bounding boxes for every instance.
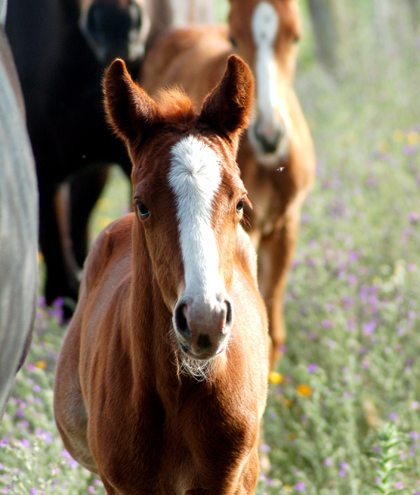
[103,59,161,144]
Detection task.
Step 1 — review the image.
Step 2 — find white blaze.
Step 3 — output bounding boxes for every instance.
[250,1,291,163]
[169,135,222,305]
[252,1,280,126]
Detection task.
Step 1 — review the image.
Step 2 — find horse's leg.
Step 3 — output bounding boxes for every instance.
[70,165,110,267]
[257,207,301,370]
[53,312,97,474]
[238,446,260,494]
[39,180,80,306]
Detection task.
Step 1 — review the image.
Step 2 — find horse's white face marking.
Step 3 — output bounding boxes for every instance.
[249,1,291,166]
[169,135,225,308]
[128,1,151,61]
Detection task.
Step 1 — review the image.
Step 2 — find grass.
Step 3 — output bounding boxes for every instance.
[1,1,420,493]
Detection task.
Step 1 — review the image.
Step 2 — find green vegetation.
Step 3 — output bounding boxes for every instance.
[1,1,420,493]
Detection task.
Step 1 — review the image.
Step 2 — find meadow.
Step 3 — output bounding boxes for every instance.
[1,1,420,493]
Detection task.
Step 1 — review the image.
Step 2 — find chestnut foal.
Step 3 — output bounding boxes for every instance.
[141,0,316,368]
[54,55,269,494]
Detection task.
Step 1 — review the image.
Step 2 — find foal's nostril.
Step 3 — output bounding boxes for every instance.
[175,303,190,338]
[225,300,233,328]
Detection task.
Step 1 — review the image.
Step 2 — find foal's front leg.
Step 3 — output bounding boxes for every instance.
[53,311,97,473]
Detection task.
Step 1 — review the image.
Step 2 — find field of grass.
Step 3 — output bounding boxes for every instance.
[1,1,420,493]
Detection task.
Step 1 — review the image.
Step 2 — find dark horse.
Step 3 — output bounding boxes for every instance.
[0,1,38,419]
[6,0,172,309]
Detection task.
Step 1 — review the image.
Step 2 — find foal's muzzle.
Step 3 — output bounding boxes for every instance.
[173,297,233,360]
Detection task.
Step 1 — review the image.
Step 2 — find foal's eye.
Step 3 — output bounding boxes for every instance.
[135,200,150,219]
[229,35,237,48]
[236,199,245,214]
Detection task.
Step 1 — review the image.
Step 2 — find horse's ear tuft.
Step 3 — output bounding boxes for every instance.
[199,55,254,144]
[103,58,161,144]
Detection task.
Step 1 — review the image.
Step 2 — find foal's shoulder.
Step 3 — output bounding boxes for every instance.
[83,214,134,292]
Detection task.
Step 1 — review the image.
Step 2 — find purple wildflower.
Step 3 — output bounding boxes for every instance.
[408,212,420,224]
[363,321,376,336]
[21,438,30,448]
[295,482,306,491]
[307,363,317,373]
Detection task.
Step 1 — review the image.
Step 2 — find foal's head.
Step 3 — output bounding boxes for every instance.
[104,56,254,372]
[78,0,151,64]
[228,0,301,166]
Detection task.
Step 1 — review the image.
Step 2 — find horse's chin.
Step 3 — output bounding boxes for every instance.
[177,342,222,382]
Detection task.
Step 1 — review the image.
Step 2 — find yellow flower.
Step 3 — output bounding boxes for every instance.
[407,131,420,146]
[297,383,312,397]
[391,129,404,143]
[269,371,284,384]
[38,252,44,263]
[283,485,292,492]
[284,398,293,408]
[35,360,47,370]
[377,140,388,153]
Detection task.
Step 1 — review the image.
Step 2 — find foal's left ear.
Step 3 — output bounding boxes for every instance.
[103,58,162,145]
[199,55,254,144]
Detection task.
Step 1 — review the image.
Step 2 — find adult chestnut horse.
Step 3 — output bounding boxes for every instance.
[141,0,316,368]
[54,55,269,494]
[5,0,172,308]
